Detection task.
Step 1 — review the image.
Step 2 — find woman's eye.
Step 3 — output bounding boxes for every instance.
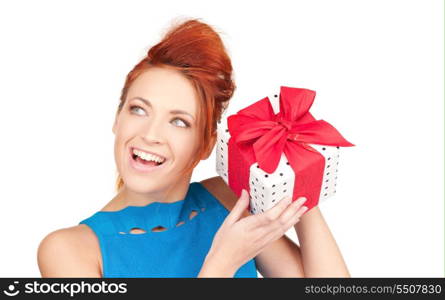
[172,118,189,128]
[130,105,189,128]
[130,105,146,115]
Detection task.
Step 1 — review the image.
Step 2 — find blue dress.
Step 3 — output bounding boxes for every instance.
[79,181,258,278]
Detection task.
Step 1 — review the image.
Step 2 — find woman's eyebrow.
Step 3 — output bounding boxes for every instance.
[131,96,195,120]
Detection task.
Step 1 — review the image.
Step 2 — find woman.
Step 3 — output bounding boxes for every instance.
[37,18,350,278]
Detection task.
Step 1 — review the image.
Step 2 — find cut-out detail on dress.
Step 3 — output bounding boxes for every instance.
[151,225,167,232]
[118,208,206,234]
[79,182,259,278]
[189,210,198,220]
[129,227,146,234]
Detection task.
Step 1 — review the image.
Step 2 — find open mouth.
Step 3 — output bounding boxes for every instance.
[131,153,165,167]
[132,154,165,166]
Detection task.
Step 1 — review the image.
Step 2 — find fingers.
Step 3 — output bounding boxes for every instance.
[262,195,292,221]
[278,197,308,225]
[260,200,308,244]
[224,189,250,225]
[254,196,308,237]
[285,205,307,228]
[245,196,310,254]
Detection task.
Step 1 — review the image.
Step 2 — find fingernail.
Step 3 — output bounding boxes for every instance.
[301,206,308,213]
[297,197,307,204]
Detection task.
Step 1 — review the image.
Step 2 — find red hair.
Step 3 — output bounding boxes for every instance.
[115,18,235,192]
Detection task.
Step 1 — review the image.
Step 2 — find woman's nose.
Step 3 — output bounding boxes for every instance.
[142,119,165,144]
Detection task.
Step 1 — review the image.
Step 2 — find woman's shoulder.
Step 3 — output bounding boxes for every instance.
[199,176,250,218]
[37,224,102,277]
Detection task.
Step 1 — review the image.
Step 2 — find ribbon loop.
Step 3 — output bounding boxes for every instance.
[228,86,354,174]
[226,86,355,210]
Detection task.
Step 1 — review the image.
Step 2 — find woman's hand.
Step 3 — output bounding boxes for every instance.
[204,189,308,276]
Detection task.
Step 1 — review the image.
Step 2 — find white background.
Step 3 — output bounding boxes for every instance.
[0,0,443,277]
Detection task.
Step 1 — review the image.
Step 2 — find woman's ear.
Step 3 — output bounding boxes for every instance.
[202,133,217,160]
[112,111,119,135]
[112,121,116,135]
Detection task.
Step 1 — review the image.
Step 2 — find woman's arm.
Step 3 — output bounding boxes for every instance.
[294,206,350,277]
[197,252,237,277]
[254,234,305,277]
[200,176,305,277]
[37,226,102,277]
[200,176,349,278]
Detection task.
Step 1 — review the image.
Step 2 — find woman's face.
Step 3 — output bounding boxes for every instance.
[112,66,200,194]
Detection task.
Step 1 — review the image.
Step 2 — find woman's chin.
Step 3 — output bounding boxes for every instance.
[123,179,161,193]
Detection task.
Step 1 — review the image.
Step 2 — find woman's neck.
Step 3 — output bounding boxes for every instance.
[101,176,192,212]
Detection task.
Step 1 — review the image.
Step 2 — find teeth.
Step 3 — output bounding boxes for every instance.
[133,149,165,163]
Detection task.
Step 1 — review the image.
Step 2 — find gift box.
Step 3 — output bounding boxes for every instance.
[216,86,354,214]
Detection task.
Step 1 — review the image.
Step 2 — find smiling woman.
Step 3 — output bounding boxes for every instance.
[37,17,251,278]
[113,20,235,195]
[37,17,349,279]
[110,66,205,198]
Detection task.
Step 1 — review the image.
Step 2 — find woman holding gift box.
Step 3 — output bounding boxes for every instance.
[37,18,350,278]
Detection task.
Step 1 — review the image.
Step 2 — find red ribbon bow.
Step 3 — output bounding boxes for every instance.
[226,86,354,208]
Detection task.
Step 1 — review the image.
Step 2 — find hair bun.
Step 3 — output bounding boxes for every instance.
[148,18,235,108]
